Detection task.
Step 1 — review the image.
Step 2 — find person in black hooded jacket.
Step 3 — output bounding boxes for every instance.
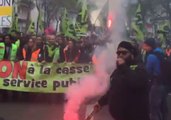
[95,41,150,120]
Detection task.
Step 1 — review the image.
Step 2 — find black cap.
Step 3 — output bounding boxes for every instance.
[118,41,138,57]
[144,38,156,49]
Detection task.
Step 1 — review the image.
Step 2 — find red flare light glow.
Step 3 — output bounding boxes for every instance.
[107,12,115,29]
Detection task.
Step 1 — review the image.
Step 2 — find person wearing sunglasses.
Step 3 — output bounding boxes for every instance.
[94,41,150,120]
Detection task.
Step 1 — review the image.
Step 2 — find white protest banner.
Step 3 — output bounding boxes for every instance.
[0,0,12,27]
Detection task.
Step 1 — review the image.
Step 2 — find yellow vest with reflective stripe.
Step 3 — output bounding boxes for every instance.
[0,43,18,61]
[10,44,18,61]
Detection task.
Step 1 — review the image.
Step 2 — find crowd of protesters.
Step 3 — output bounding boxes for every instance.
[0,31,97,64]
[1,30,171,120]
[0,30,105,103]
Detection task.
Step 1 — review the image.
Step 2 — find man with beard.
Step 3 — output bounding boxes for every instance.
[94,41,150,120]
[36,35,44,50]
[39,34,60,63]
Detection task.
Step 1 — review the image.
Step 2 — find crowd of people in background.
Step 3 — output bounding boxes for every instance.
[1,30,171,120]
[0,30,98,64]
[1,30,171,65]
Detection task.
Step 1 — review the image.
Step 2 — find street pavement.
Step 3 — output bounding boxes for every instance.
[0,94,170,120]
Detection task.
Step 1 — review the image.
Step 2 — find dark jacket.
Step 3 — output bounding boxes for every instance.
[58,43,65,63]
[64,47,80,62]
[78,45,92,63]
[39,44,59,63]
[99,64,150,120]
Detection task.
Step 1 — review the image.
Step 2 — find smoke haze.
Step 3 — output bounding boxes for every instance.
[64,0,127,120]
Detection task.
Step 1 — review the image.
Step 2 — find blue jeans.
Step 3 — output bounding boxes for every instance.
[150,84,168,120]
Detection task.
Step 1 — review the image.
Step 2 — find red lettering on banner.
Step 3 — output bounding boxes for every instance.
[0,61,12,78]
[12,61,27,79]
